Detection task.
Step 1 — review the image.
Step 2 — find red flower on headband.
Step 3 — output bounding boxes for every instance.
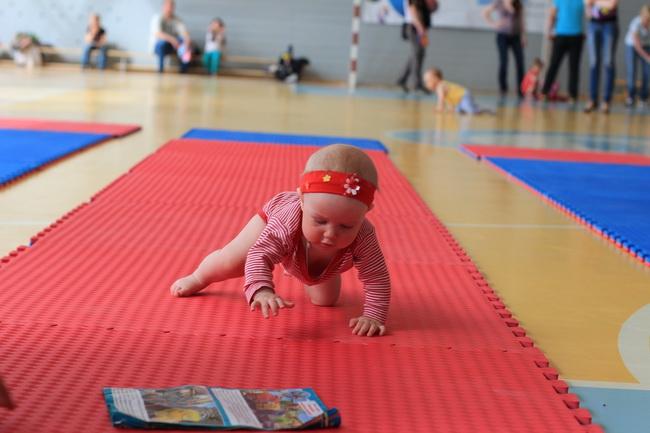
[344,174,361,197]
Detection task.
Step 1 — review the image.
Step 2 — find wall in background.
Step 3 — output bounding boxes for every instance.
[0,0,646,94]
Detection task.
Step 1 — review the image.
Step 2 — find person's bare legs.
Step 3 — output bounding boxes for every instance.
[305,274,341,306]
[170,215,266,297]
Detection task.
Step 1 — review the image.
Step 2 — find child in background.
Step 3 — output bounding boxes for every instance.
[423,68,492,114]
[0,375,13,409]
[204,18,226,75]
[624,5,650,108]
[521,58,568,102]
[81,13,108,70]
[170,144,391,337]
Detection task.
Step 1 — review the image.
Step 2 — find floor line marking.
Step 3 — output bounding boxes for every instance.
[444,223,581,229]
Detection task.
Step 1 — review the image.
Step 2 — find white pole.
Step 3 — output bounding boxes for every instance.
[348,0,362,92]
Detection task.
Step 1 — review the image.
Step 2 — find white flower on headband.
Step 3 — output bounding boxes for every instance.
[344,174,361,197]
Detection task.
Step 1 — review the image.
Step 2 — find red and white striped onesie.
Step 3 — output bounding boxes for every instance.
[244,192,391,324]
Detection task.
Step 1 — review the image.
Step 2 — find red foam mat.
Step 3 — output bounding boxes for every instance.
[461,144,650,165]
[0,139,599,432]
[0,323,587,433]
[0,117,140,137]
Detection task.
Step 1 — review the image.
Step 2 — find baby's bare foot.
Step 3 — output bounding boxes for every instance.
[170,274,205,297]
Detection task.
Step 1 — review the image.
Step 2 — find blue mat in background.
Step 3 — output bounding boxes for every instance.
[488,157,650,261]
[0,129,110,185]
[182,129,388,153]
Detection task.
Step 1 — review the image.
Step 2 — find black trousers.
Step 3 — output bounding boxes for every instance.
[496,33,525,96]
[542,35,584,99]
[398,25,426,89]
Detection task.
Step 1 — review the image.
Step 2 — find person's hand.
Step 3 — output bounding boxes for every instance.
[419,34,429,47]
[0,377,14,410]
[250,288,294,318]
[349,316,386,337]
[170,38,180,50]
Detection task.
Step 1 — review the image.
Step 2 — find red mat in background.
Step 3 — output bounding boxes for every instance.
[462,144,650,165]
[0,139,601,432]
[0,117,141,137]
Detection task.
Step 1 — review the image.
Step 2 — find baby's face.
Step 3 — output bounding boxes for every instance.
[301,193,369,252]
[424,73,439,90]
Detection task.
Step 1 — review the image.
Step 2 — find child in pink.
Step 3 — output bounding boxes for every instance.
[171,144,391,337]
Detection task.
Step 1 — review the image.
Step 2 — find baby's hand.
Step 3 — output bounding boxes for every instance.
[250,288,294,319]
[0,377,14,410]
[349,316,386,337]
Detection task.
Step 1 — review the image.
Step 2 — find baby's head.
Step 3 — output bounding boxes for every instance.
[531,57,544,74]
[298,144,378,251]
[423,68,443,91]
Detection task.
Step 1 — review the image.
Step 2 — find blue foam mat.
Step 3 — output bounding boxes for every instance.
[0,129,110,185]
[488,157,650,261]
[182,128,388,152]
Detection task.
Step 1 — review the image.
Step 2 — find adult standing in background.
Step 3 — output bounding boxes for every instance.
[397,0,438,93]
[81,13,108,70]
[584,0,619,113]
[541,0,585,104]
[150,0,192,73]
[483,0,526,101]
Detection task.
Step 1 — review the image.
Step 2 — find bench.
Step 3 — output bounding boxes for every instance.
[37,45,274,76]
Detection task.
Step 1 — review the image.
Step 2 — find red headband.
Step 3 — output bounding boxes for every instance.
[300,170,375,207]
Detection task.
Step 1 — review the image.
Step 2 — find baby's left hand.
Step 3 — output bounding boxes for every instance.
[349,316,386,337]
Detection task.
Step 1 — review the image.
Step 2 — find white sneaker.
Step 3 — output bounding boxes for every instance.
[637,100,648,110]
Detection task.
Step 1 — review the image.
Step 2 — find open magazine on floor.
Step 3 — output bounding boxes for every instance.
[104,385,340,430]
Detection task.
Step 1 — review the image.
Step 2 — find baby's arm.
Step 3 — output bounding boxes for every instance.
[352,224,391,336]
[244,226,295,318]
[436,83,447,112]
[0,376,13,409]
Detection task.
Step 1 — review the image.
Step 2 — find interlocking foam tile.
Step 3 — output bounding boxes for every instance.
[461,144,650,165]
[0,117,140,137]
[0,138,598,432]
[0,129,111,186]
[0,323,587,433]
[486,157,650,266]
[182,130,388,152]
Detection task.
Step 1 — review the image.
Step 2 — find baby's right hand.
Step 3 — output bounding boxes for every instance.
[0,377,14,410]
[250,288,294,319]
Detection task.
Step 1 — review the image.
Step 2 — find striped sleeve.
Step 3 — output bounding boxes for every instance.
[244,223,290,304]
[353,222,391,324]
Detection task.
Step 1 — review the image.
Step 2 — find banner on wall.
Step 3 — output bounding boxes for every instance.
[362,0,550,34]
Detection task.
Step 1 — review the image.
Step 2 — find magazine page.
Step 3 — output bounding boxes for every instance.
[105,385,225,428]
[210,387,330,430]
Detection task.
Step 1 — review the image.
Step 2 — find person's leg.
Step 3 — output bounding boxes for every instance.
[587,22,601,104]
[413,34,426,89]
[542,37,567,95]
[398,26,418,89]
[213,51,222,74]
[641,49,650,102]
[170,215,267,296]
[512,34,525,98]
[496,33,509,95]
[602,22,618,103]
[155,40,172,73]
[305,274,341,307]
[568,35,584,101]
[97,45,108,70]
[81,44,93,68]
[626,44,638,103]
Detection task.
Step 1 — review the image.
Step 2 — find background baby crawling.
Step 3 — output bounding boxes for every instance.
[171,144,391,337]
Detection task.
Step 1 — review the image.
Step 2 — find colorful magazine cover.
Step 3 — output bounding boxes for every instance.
[103,385,340,430]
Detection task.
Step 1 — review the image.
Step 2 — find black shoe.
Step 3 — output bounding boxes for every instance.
[397,80,409,93]
[415,85,431,95]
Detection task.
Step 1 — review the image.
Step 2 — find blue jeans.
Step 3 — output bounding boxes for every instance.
[625,44,650,102]
[456,91,481,114]
[496,33,525,97]
[203,51,221,75]
[82,44,107,69]
[587,21,619,103]
[154,39,189,73]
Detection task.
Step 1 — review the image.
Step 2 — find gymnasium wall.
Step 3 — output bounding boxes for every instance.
[0,0,646,93]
